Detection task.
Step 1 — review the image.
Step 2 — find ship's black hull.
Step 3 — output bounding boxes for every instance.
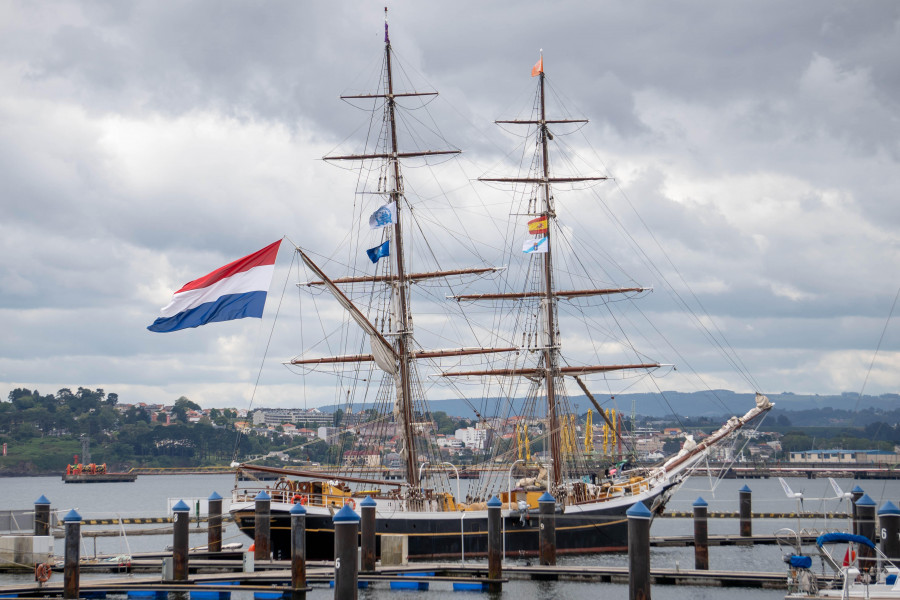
[232,486,670,561]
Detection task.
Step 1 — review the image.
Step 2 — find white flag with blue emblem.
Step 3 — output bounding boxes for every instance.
[522,237,548,254]
[369,201,397,229]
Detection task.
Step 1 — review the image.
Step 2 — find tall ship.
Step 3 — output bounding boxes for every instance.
[229,12,773,560]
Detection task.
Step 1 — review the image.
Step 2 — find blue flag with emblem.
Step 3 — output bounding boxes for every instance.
[366,240,390,263]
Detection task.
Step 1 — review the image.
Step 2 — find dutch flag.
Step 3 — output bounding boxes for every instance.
[147,240,281,333]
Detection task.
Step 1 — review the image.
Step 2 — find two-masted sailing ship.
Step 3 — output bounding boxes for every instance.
[229,12,773,560]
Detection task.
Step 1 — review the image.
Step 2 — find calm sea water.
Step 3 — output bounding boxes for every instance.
[2,474,898,599]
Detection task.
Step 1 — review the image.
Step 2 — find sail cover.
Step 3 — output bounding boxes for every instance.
[816,533,876,550]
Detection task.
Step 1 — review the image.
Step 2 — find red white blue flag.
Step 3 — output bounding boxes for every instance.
[147,240,281,333]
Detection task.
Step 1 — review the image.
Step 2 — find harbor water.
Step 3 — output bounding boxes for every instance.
[2,474,898,598]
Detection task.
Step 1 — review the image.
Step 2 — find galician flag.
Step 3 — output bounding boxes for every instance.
[368,201,397,229]
[147,240,281,333]
[522,237,548,254]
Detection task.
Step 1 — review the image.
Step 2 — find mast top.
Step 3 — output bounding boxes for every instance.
[384,7,390,44]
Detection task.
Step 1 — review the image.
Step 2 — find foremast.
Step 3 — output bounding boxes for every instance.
[443,56,659,490]
[383,10,418,490]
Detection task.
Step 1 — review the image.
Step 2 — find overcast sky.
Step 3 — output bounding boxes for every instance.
[2,1,899,411]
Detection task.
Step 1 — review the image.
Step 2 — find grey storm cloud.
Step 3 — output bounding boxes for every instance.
[1,0,899,409]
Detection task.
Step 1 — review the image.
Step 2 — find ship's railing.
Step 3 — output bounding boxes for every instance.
[233,487,357,508]
[233,486,448,513]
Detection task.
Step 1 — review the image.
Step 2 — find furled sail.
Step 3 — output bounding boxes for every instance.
[296,248,398,374]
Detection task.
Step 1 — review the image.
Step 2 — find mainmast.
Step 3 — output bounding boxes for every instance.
[321,9,460,490]
[535,63,564,486]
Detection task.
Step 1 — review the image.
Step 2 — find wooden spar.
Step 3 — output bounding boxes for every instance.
[450,287,647,301]
[238,463,404,487]
[439,363,660,378]
[300,266,503,287]
[290,346,518,366]
[341,92,438,99]
[480,176,607,184]
[290,353,377,365]
[296,248,398,364]
[325,150,460,161]
[495,119,588,125]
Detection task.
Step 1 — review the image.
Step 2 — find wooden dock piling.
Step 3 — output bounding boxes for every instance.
[207,492,222,553]
[856,493,877,572]
[487,496,502,593]
[62,509,81,600]
[171,499,190,582]
[332,503,359,600]
[33,495,50,537]
[851,485,864,535]
[879,501,900,563]
[692,497,709,570]
[254,491,271,561]
[538,492,556,567]
[289,501,307,600]
[627,500,652,600]
[739,485,752,537]
[360,495,376,573]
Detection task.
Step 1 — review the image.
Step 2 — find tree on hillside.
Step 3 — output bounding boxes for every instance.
[172,397,201,423]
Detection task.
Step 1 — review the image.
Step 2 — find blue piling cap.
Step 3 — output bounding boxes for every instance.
[626,501,652,519]
[693,497,708,508]
[487,496,502,508]
[739,485,752,493]
[208,491,222,501]
[172,499,190,512]
[332,503,359,523]
[878,501,900,516]
[538,492,555,503]
[360,495,377,508]
[254,490,270,501]
[856,494,876,507]
[290,502,306,515]
[63,509,82,522]
[34,495,50,505]
[852,485,865,494]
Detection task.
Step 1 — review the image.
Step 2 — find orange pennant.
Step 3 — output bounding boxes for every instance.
[531,57,543,77]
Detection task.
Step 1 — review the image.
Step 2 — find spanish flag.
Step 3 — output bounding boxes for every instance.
[528,216,548,235]
[531,56,543,77]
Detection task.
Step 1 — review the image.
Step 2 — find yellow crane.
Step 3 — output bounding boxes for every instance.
[603,408,617,456]
[516,421,531,462]
[584,410,594,454]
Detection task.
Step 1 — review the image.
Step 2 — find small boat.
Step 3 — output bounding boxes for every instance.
[62,436,136,483]
[782,531,900,598]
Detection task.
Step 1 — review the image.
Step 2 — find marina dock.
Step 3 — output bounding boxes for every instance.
[0,559,788,597]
